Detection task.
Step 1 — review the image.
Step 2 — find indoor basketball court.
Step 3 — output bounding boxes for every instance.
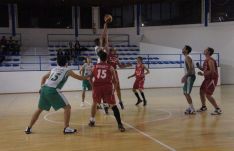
[1,86,234,151]
[0,0,234,151]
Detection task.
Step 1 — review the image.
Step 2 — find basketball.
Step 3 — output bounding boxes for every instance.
[104,14,113,23]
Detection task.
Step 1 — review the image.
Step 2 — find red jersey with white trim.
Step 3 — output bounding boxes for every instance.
[108,53,119,69]
[92,62,113,86]
[203,57,218,79]
[135,63,145,79]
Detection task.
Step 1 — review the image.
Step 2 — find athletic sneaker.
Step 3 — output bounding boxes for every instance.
[211,108,222,115]
[103,103,109,115]
[97,104,102,110]
[80,102,85,107]
[135,99,143,106]
[197,106,207,112]
[25,127,32,134]
[184,108,196,115]
[104,106,109,114]
[143,100,147,106]
[119,101,124,110]
[63,127,77,134]
[89,120,95,127]
[118,124,126,132]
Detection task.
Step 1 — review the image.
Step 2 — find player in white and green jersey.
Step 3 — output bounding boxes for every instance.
[25,55,87,134]
[181,45,196,114]
[79,57,93,107]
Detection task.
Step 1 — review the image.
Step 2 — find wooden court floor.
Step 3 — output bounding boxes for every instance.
[0,85,234,151]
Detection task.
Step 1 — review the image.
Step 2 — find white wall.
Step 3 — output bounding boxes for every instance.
[0,68,220,94]
[141,22,234,84]
[140,42,182,54]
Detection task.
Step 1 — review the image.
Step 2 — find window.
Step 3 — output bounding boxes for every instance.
[141,0,202,26]
[80,6,92,29]
[211,0,234,22]
[18,2,72,28]
[100,5,134,28]
[0,4,9,27]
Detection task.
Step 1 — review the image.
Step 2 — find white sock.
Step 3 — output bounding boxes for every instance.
[90,117,95,122]
[189,104,194,110]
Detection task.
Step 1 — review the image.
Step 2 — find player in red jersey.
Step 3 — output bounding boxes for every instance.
[107,48,131,109]
[88,51,125,132]
[128,56,150,106]
[196,47,222,115]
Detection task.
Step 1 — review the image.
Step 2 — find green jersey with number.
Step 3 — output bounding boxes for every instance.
[82,63,93,76]
[45,67,70,89]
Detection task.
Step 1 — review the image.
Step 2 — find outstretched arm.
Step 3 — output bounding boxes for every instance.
[100,23,109,54]
[68,70,88,81]
[100,23,108,46]
[128,73,136,79]
[118,62,132,69]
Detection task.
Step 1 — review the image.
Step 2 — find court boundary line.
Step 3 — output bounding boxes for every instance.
[44,110,114,126]
[43,107,172,126]
[43,101,176,151]
[85,101,176,151]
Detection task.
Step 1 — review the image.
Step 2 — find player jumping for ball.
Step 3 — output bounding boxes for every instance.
[128,56,150,106]
[94,14,111,62]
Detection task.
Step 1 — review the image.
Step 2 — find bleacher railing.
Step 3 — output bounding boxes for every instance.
[47,34,130,46]
[0,53,220,72]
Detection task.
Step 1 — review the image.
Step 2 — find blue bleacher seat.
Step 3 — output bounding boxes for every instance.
[176,61,184,64]
[51,63,57,66]
[13,59,20,61]
[150,61,157,64]
[72,63,78,66]
[158,61,163,64]
[13,64,19,67]
[50,58,56,61]
[169,61,176,64]
[5,59,12,61]
[4,63,11,67]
